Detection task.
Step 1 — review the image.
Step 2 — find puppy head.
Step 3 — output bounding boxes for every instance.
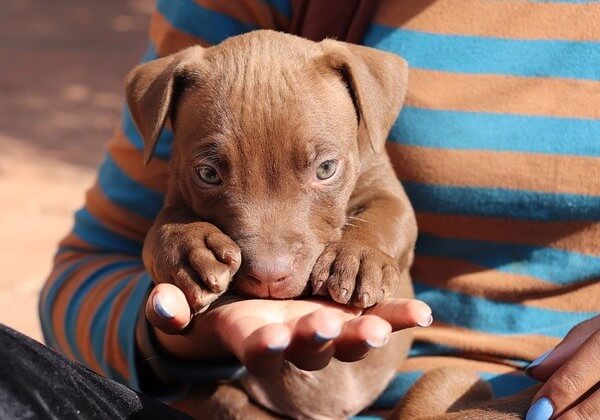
[126,30,408,299]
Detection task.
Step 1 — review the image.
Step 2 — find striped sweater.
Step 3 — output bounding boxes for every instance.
[40,0,600,416]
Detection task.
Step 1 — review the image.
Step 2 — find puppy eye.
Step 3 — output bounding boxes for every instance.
[195,165,222,185]
[316,159,337,180]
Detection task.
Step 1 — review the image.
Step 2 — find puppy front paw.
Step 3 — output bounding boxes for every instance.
[310,242,402,308]
[143,221,241,313]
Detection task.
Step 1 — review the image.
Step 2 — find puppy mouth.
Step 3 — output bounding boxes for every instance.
[231,273,312,299]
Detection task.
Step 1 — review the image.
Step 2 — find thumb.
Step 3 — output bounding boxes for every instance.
[145,283,192,334]
[527,316,600,380]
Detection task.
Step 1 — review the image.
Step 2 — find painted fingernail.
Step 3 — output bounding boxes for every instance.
[417,314,433,327]
[314,327,342,344]
[526,349,553,373]
[526,398,553,420]
[366,334,389,349]
[152,293,176,319]
[267,338,290,353]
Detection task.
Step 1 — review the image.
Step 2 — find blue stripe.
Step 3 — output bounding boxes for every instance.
[90,276,131,374]
[482,372,539,399]
[73,208,143,255]
[413,283,597,337]
[122,107,174,162]
[64,261,141,364]
[157,0,256,44]
[373,369,538,409]
[98,155,165,220]
[391,107,600,157]
[417,233,600,285]
[141,42,157,62]
[39,258,95,350]
[404,182,600,222]
[364,26,600,80]
[260,0,292,18]
[409,341,458,357]
[117,273,152,390]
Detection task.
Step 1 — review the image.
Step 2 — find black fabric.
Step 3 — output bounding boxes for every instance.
[0,324,191,420]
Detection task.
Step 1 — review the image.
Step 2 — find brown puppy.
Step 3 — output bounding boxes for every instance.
[127,30,416,418]
[392,368,539,419]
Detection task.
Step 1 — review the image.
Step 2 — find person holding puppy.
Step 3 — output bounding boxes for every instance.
[13,1,600,419]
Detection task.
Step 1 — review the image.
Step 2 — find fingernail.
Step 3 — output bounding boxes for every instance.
[360,293,370,307]
[152,293,175,319]
[314,326,342,344]
[341,288,349,298]
[526,349,553,373]
[267,338,290,353]
[366,334,389,349]
[417,314,433,327]
[526,398,553,420]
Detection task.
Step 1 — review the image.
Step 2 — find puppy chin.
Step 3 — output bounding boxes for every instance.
[231,274,311,299]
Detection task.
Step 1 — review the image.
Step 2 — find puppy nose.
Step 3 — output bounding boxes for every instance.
[247,255,293,284]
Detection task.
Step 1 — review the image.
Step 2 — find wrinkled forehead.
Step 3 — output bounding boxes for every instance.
[174,50,357,163]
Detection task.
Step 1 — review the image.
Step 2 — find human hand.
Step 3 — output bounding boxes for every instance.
[144,283,433,374]
[526,314,600,420]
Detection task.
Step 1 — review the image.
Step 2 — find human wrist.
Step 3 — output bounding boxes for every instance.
[136,309,241,386]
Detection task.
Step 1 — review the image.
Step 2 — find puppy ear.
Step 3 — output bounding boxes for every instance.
[320,40,408,153]
[125,46,204,165]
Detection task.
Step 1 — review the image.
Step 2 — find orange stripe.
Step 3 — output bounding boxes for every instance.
[76,266,143,374]
[40,259,77,312]
[407,69,600,120]
[51,256,126,360]
[416,212,600,257]
[150,11,208,57]
[86,183,152,242]
[54,249,89,265]
[194,0,288,31]
[414,256,600,312]
[387,143,600,196]
[104,274,142,381]
[59,232,96,252]
[108,130,169,193]
[375,0,600,41]
[522,279,600,312]
[412,323,559,362]
[413,255,557,295]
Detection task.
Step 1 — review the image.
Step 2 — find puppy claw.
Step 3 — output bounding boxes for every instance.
[313,280,324,294]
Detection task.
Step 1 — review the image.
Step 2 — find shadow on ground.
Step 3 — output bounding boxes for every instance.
[0,0,153,340]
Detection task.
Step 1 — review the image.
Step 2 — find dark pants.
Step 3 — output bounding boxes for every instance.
[0,324,191,420]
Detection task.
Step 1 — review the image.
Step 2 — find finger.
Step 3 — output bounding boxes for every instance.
[222,321,291,375]
[285,308,344,371]
[334,315,391,362]
[528,317,600,381]
[204,232,242,273]
[366,298,433,330]
[557,387,600,420]
[188,248,231,294]
[174,265,218,314]
[145,283,191,334]
[529,330,600,419]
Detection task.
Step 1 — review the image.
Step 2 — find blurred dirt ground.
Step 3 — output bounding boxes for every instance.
[0,0,154,341]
